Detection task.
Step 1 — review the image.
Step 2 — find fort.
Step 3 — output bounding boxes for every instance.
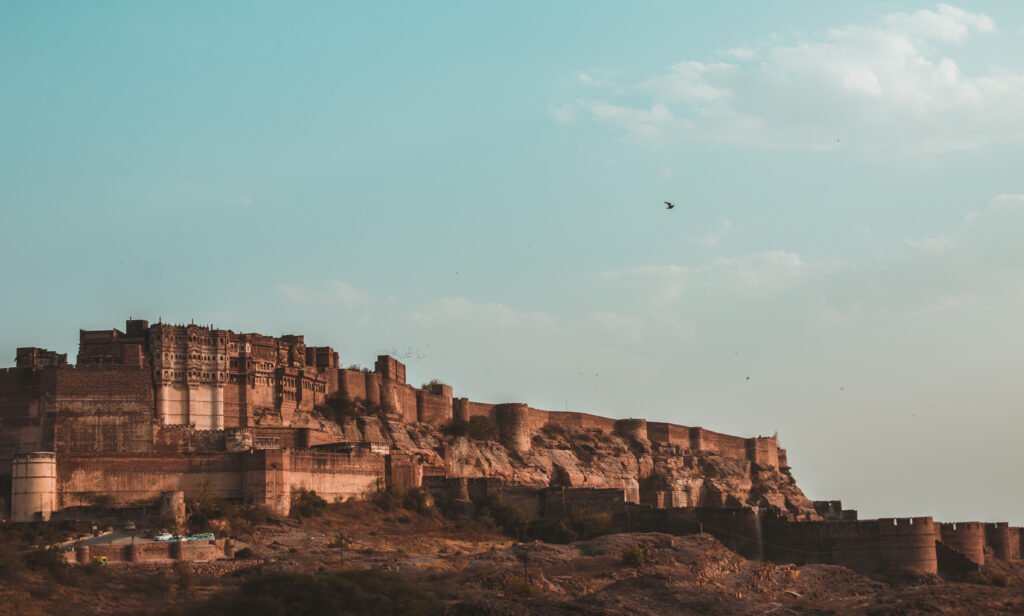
[1,317,1021,576]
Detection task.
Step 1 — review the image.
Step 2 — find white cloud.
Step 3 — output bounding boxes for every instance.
[698,218,734,247]
[275,283,311,304]
[641,61,734,103]
[991,194,1024,210]
[550,105,576,124]
[566,4,1024,152]
[721,47,756,61]
[410,297,556,330]
[884,3,996,44]
[327,280,372,306]
[906,235,956,255]
[583,100,675,142]
[605,250,811,304]
[276,280,372,307]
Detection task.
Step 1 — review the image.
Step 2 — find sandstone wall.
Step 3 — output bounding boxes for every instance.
[381,382,418,422]
[57,454,246,508]
[417,384,452,426]
[940,522,986,565]
[543,411,616,432]
[339,369,368,402]
[646,422,690,446]
[287,449,384,504]
[81,540,229,563]
[51,367,153,454]
[986,522,1020,561]
[152,426,227,453]
[0,367,55,457]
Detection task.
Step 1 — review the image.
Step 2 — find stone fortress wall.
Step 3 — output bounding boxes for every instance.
[1,317,1022,576]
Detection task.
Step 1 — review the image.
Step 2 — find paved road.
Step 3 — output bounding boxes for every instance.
[74,530,161,547]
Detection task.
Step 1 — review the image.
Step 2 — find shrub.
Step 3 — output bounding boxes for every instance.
[964,571,1009,587]
[373,485,403,512]
[291,488,328,519]
[621,546,645,567]
[403,488,435,514]
[234,547,254,559]
[315,395,360,424]
[23,547,68,574]
[530,507,615,544]
[502,576,533,597]
[467,416,499,441]
[443,419,469,438]
[478,498,531,540]
[191,569,440,616]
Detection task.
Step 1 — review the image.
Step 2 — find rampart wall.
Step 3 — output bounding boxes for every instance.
[940,522,986,565]
[986,522,1021,561]
[0,367,55,458]
[286,449,384,504]
[57,454,246,508]
[417,384,452,425]
[52,367,153,454]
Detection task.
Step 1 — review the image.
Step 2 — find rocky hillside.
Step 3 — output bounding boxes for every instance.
[308,409,817,517]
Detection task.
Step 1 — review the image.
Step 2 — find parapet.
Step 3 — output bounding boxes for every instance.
[877,517,938,574]
[417,382,453,426]
[939,521,986,565]
[375,355,406,384]
[986,522,1019,561]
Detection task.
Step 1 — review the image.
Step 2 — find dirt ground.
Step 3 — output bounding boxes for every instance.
[2,502,1022,615]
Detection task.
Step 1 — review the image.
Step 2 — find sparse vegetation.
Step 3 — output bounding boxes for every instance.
[23,546,68,575]
[403,487,435,514]
[964,571,1009,587]
[529,507,615,544]
[373,484,403,512]
[620,545,645,567]
[467,416,500,441]
[315,395,360,423]
[501,575,533,597]
[443,418,469,437]
[476,497,531,540]
[190,570,441,616]
[291,488,328,519]
[187,493,269,534]
[443,416,500,441]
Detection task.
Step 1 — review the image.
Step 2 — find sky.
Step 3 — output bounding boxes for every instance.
[2,2,1023,524]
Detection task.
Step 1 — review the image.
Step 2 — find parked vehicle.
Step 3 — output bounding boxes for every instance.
[153,532,173,541]
[186,532,215,542]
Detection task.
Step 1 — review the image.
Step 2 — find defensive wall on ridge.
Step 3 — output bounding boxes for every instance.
[4,317,1022,575]
[423,477,1024,576]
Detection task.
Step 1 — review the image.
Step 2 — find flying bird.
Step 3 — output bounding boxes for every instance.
[664,201,675,210]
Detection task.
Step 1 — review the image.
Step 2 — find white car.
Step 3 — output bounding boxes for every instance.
[153,532,174,541]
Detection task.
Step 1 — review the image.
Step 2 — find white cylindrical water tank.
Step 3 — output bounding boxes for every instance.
[11,452,57,523]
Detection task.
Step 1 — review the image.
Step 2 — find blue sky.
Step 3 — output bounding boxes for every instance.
[3,3,1024,523]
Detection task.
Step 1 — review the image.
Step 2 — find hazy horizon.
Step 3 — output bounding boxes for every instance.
[2,2,1024,525]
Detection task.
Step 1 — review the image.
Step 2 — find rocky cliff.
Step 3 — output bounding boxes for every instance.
[317,411,817,517]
